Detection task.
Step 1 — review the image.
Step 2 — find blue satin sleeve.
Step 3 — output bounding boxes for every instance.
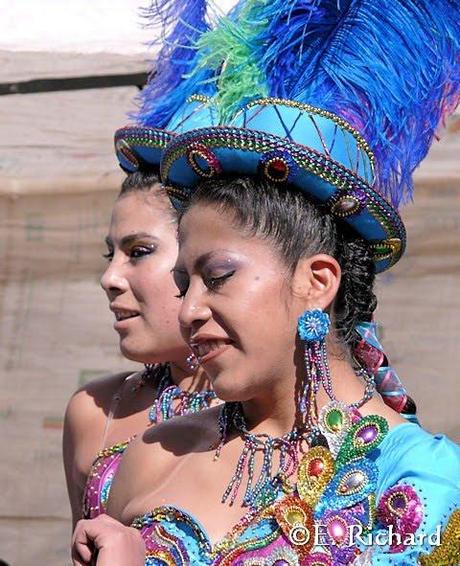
[364,423,460,565]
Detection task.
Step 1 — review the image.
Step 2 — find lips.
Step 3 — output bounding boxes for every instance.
[110,305,140,322]
[115,311,139,321]
[189,336,233,363]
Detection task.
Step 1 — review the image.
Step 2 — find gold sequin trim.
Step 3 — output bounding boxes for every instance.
[419,509,460,566]
[245,97,375,164]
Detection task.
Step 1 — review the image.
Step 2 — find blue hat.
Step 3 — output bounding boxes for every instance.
[115,0,460,273]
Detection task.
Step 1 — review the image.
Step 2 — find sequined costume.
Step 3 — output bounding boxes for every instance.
[83,439,133,519]
[131,409,460,565]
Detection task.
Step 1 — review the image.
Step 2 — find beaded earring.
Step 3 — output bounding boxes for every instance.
[297,308,331,428]
[297,308,376,426]
[186,351,199,373]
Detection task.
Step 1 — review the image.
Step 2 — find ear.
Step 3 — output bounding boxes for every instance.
[291,254,341,310]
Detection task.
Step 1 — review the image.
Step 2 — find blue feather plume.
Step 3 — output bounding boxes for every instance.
[250,0,460,205]
[136,0,459,205]
[135,0,215,128]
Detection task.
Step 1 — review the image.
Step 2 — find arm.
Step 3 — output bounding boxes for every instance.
[63,389,101,529]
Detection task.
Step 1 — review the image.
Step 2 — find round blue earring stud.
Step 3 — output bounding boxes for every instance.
[297,308,331,342]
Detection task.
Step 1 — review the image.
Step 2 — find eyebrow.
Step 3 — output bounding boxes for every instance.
[104,233,159,248]
[194,249,235,271]
[195,252,217,271]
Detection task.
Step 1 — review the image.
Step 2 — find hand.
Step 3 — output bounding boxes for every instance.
[72,515,145,566]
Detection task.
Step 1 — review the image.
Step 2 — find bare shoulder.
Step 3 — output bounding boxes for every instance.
[68,370,139,416]
[63,370,138,523]
[64,371,137,452]
[107,406,221,521]
[143,404,220,451]
[360,395,407,429]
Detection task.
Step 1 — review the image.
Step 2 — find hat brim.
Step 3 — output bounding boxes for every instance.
[161,125,405,273]
[114,126,176,174]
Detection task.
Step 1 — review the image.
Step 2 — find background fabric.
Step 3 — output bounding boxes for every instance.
[0,2,459,564]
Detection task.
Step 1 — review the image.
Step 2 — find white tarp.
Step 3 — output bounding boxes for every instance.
[0,0,238,53]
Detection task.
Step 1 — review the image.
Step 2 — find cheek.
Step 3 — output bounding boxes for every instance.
[241,279,294,333]
[141,272,182,329]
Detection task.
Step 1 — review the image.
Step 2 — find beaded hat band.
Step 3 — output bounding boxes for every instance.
[160,97,406,273]
[114,127,174,174]
[115,96,220,174]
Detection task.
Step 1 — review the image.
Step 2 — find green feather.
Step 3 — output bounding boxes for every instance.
[193,0,269,121]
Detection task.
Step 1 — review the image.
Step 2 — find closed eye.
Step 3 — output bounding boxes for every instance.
[205,270,235,292]
[173,268,189,299]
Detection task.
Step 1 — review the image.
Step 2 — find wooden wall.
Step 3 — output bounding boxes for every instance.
[0,50,459,565]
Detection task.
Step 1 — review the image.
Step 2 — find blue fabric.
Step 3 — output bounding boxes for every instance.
[367,423,460,564]
[233,103,375,183]
[139,424,460,565]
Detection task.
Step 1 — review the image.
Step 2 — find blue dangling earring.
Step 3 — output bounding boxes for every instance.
[297,308,331,428]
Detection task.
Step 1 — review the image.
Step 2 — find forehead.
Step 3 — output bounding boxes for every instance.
[177,203,279,266]
[110,192,174,233]
[179,204,242,245]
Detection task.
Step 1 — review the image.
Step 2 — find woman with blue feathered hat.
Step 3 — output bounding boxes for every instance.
[72,0,460,564]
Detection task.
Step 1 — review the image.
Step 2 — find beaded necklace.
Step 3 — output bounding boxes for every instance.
[148,364,217,424]
[214,363,376,511]
[214,402,311,509]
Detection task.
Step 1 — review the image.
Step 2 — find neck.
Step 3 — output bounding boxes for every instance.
[169,362,211,393]
[240,348,371,438]
[320,353,372,407]
[241,364,299,437]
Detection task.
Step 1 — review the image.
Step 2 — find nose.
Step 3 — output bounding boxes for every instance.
[178,282,212,331]
[100,257,129,299]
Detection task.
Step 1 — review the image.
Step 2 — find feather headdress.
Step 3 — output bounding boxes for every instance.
[186,0,460,206]
[117,0,460,271]
[135,0,215,128]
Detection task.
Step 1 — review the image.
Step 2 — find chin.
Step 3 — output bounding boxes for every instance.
[211,370,252,403]
[119,339,155,364]
[119,338,187,366]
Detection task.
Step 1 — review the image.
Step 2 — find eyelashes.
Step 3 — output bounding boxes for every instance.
[102,245,156,262]
[174,270,236,299]
[129,245,156,259]
[206,270,235,291]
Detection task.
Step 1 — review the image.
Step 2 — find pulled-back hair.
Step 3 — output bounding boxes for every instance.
[119,171,161,195]
[184,176,377,353]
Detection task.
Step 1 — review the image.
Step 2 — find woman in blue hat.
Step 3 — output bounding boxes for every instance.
[73,0,460,564]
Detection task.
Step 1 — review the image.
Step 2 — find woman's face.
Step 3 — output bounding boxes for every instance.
[175,203,307,401]
[100,189,187,364]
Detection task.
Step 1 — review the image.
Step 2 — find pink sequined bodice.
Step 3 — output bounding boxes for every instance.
[82,439,132,519]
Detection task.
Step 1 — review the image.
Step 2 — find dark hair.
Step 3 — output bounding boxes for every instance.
[119,171,160,195]
[118,172,178,222]
[184,176,376,352]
